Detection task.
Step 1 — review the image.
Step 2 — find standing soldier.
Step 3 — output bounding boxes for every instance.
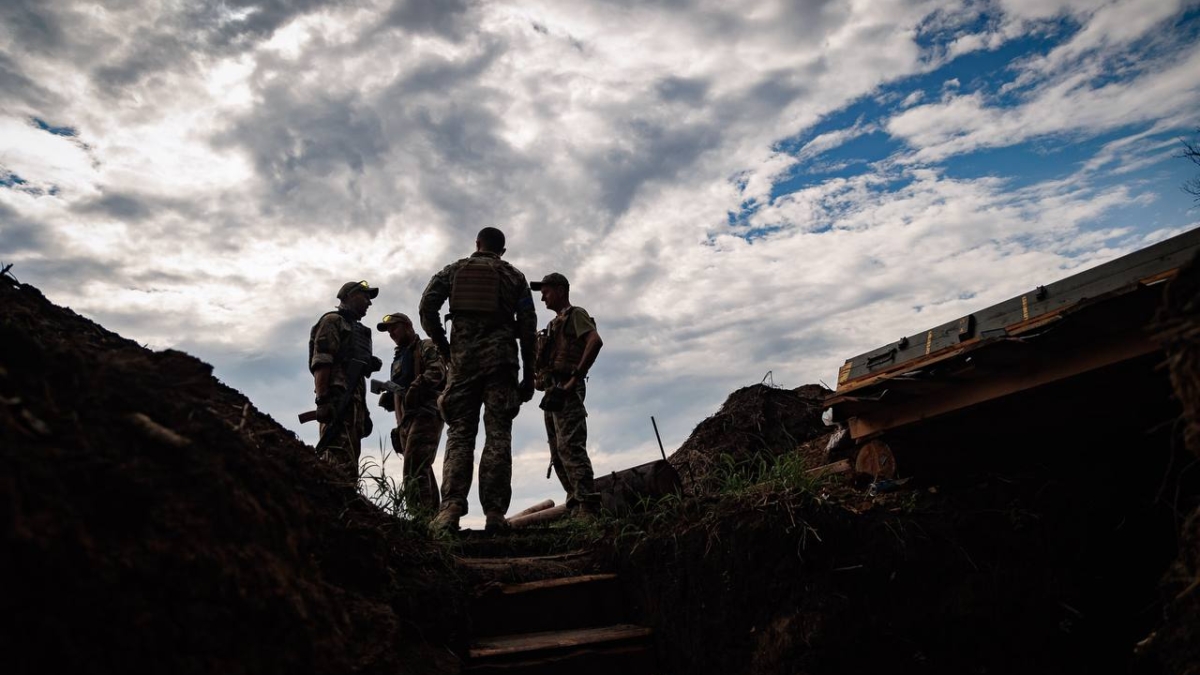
[309,280,384,481]
[419,227,537,533]
[531,273,604,516]
[376,312,446,513]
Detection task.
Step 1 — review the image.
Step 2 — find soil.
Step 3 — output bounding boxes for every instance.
[0,275,469,675]
[4,257,1198,675]
[609,354,1199,674]
[668,383,831,494]
[1151,252,1200,675]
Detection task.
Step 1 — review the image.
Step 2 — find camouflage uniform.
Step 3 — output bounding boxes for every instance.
[542,307,599,510]
[390,337,446,513]
[309,310,374,480]
[419,251,537,517]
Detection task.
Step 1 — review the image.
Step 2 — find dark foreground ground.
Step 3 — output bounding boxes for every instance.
[2,262,1198,674]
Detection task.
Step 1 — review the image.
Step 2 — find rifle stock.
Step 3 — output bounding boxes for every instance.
[298,410,318,424]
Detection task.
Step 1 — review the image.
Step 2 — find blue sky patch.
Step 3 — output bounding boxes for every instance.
[31,117,78,137]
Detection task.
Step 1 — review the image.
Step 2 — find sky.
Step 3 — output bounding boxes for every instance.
[2,0,1199,527]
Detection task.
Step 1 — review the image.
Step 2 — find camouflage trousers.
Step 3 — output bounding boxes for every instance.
[318,397,366,483]
[400,413,443,514]
[544,380,597,509]
[438,366,521,516]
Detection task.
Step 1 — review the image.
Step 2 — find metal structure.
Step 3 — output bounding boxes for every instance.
[827,227,1200,447]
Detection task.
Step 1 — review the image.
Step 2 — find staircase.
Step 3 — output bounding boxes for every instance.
[453,532,657,674]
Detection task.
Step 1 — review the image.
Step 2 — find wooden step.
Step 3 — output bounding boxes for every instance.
[464,643,655,675]
[472,574,623,637]
[456,551,601,583]
[467,624,655,674]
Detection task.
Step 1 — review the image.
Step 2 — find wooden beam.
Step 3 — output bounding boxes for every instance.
[847,332,1160,439]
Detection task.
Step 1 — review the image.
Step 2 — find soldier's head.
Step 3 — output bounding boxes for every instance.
[475,227,506,256]
[337,280,378,319]
[530,272,569,312]
[376,312,415,346]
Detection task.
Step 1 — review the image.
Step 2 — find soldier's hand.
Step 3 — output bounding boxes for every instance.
[519,375,535,403]
[378,391,395,412]
[368,355,384,374]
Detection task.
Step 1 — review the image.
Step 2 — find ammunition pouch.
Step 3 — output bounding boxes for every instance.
[539,387,567,413]
[390,426,405,455]
[361,410,373,439]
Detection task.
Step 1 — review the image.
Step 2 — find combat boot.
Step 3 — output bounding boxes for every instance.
[484,511,510,533]
[431,503,463,534]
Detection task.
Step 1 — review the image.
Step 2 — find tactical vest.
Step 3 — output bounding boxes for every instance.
[308,310,372,381]
[449,257,502,316]
[549,307,587,375]
[391,340,425,391]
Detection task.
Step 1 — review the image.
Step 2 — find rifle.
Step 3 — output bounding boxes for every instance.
[298,357,368,453]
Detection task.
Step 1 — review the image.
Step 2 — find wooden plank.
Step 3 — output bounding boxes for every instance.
[806,459,852,476]
[469,624,653,659]
[496,574,618,596]
[836,227,1200,389]
[846,331,1158,439]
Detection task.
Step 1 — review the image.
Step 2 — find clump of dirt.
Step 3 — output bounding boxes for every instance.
[668,383,831,494]
[1152,252,1200,674]
[0,276,467,675]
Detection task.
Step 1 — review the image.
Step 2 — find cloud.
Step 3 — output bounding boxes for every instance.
[2,0,1198,518]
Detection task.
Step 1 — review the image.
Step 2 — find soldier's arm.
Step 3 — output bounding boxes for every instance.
[515,284,537,373]
[419,267,453,355]
[310,315,343,399]
[416,341,446,390]
[577,328,603,376]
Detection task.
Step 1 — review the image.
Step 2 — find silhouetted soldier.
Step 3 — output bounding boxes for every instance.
[376,312,445,513]
[531,272,604,516]
[309,280,383,480]
[419,227,537,532]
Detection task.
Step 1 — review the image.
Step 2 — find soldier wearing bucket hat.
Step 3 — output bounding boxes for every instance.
[376,312,446,513]
[307,280,384,480]
[531,272,603,516]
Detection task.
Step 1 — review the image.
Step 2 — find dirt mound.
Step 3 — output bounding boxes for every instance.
[0,276,465,675]
[668,383,831,494]
[1153,252,1200,674]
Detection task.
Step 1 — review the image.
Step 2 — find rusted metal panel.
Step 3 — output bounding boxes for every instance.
[835,227,1200,392]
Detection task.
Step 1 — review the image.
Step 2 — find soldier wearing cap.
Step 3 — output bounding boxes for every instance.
[309,280,384,480]
[531,272,604,515]
[419,227,537,532]
[377,312,446,513]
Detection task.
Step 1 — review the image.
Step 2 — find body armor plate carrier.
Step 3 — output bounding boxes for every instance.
[549,307,586,376]
[449,258,502,316]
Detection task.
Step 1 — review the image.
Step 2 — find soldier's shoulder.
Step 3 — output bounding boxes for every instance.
[314,310,344,329]
[431,258,472,279]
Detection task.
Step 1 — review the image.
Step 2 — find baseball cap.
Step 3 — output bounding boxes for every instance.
[337,280,379,300]
[376,312,412,332]
[530,272,569,291]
